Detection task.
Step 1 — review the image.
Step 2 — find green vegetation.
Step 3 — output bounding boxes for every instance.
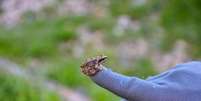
[161,0,201,57]
[0,17,76,58]
[0,72,60,101]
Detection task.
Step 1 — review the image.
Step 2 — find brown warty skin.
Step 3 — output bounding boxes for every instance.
[80,55,107,76]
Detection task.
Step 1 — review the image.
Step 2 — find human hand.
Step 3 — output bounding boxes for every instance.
[80,55,107,76]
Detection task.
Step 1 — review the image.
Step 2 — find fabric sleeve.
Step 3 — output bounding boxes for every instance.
[90,67,158,101]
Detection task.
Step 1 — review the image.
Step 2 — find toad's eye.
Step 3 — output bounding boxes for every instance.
[86,59,97,67]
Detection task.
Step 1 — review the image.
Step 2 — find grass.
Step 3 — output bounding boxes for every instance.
[0,72,60,101]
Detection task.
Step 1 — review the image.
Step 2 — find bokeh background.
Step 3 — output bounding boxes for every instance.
[0,0,200,101]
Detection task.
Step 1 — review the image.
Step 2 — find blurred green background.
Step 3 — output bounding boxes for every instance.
[0,0,200,101]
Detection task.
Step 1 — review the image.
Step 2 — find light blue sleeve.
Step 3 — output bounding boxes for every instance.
[91,67,159,101]
[90,62,201,101]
